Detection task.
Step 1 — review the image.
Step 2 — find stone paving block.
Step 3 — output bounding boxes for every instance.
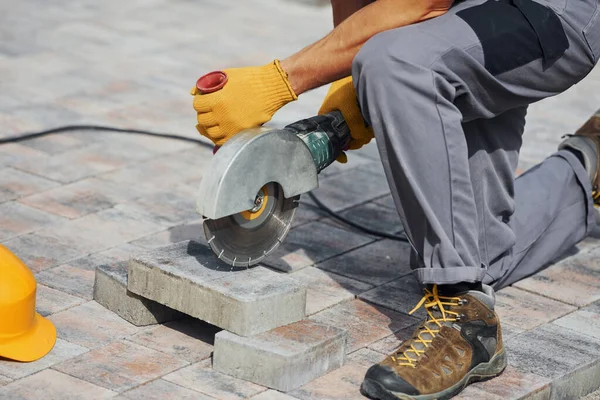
[18,132,87,155]
[12,142,154,184]
[46,207,164,254]
[0,201,65,241]
[0,370,117,400]
[318,239,412,286]
[115,184,199,226]
[54,340,188,393]
[459,366,551,400]
[129,220,206,249]
[66,244,146,271]
[0,167,58,203]
[554,302,600,341]
[163,359,266,400]
[98,147,210,194]
[514,247,600,307]
[0,143,47,169]
[127,318,218,363]
[94,261,185,326]
[121,379,214,400]
[2,232,86,273]
[289,267,373,315]
[291,202,327,228]
[19,177,143,219]
[367,323,419,355]
[310,169,391,213]
[551,360,600,400]
[127,241,307,336]
[250,390,299,400]
[263,220,374,273]
[506,323,600,382]
[37,284,85,317]
[495,286,577,330]
[213,320,347,391]
[337,202,405,237]
[288,354,374,400]
[373,194,396,210]
[0,338,88,380]
[358,274,427,319]
[48,301,141,349]
[309,299,418,353]
[37,264,97,300]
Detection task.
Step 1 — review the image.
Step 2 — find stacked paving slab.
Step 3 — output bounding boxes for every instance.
[94,240,348,391]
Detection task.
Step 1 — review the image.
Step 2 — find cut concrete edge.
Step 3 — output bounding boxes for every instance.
[547,358,600,400]
[213,321,348,391]
[126,254,307,336]
[94,262,184,326]
[214,322,348,358]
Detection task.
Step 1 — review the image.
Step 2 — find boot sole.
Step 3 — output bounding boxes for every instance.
[360,349,507,400]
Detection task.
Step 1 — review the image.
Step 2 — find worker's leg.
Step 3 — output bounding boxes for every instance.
[352,0,599,398]
[353,0,597,286]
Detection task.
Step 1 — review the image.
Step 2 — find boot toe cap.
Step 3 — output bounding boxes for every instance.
[363,364,420,396]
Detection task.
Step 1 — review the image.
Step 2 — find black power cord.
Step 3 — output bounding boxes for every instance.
[1,125,408,242]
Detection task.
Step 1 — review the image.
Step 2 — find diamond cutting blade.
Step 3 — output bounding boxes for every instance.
[203,182,299,267]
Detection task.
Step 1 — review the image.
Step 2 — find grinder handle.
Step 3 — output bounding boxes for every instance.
[284,111,351,173]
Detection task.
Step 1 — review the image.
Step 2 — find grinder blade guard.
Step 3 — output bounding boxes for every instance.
[194,71,351,267]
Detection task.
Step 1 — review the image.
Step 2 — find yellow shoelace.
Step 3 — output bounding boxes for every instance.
[392,285,461,368]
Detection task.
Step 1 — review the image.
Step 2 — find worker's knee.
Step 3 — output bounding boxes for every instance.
[352,27,440,94]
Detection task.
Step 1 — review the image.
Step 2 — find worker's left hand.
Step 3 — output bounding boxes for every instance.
[319,76,374,163]
[191,60,298,146]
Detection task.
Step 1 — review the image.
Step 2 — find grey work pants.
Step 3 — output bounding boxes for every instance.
[353,0,600,288]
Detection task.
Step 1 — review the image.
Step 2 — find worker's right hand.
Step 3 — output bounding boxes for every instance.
[319,76,374,158]
[191,60,298,146]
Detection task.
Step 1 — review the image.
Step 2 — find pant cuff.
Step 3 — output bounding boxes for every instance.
[554,150,597,236]
[413,266,486,285]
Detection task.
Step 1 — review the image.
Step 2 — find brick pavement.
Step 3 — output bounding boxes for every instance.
[1,0,600,399]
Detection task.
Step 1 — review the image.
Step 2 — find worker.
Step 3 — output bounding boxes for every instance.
[191,0,600,398]
[0,245,57,363]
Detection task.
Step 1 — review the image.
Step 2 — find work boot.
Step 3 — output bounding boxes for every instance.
[559,109,600,205]
[360,284,506,400]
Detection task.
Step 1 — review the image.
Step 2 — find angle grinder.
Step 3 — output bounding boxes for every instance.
[195,71,352,267]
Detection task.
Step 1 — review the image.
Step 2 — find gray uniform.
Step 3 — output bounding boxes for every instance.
[352,0,600,289]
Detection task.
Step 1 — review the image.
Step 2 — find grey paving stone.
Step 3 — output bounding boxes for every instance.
[121,379,214,400]
[310,169,390,213]
[289,267,373,315]
[514,246,600,307]
[0,339,88,380]
[495,286,577,331]
[506,323,600,381]
[163,359,266,400]
[0,201,66,241]
[3,231,87,273]
[551,361,600,400]
[263,220,374,273]
[318,239,413,286]
[0,370,117,400]
[37,284,85,317]
[358,274,428,319]
[129,220,206,249]
[0,167,59,203]
[309,299,418,353]
[213,320,347,391]
[553,301,600,341]
[94,261,185,326]
[337,202,405,237]
[127,241,307,336]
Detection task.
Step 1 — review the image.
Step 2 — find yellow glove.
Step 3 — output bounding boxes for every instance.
[318,76,374,163]
[191,60,298,146]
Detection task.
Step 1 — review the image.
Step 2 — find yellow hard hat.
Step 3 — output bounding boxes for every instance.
[0,245,56,362]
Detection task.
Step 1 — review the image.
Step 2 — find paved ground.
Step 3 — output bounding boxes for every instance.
[1,0,600,399]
